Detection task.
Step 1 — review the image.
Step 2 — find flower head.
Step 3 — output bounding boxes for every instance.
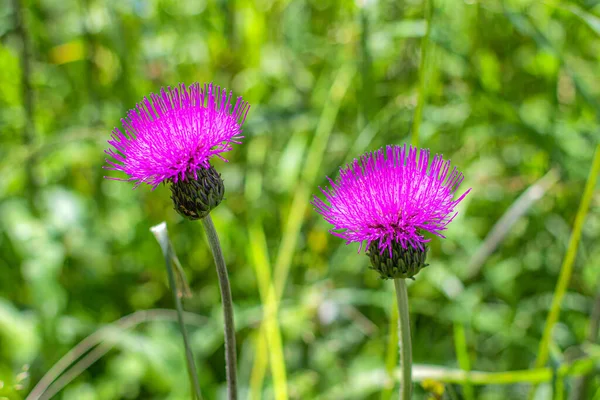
[312,144,470,258]
[104,82,250,188]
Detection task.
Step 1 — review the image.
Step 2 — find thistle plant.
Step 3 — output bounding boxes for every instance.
[104,82,250,400]
[312,144,469,399]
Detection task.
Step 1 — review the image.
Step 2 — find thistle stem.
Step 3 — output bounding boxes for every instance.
[201,215,238,400]
[394,278,412,400]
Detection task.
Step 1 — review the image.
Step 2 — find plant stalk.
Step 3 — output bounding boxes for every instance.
[394,278,412,400]
[202,215,238,400]
[151,223,203,400]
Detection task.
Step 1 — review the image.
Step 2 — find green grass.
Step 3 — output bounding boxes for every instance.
[1,1,600,399]
[530,144,600,398]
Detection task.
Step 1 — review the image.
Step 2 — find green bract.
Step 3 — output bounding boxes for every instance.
[367,241,429,280]
[170,165,225,220]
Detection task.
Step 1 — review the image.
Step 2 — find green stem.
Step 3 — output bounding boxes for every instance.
[201,215,238,400]
[151,223,203,400]
[394,278,412,400]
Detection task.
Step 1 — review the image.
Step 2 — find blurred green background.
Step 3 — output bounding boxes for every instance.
[1,0,600,399]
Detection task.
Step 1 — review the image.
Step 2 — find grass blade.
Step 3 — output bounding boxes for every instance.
[453,323,475,400]
[247,219,288,399]
[249,64,354,397]
[466,168,559,279]
[411,0,434,147]
[151,222,204,400]
[530,144,600,396]
[25,309,206,400]
[321,353,600,399]
[244,136,289,399]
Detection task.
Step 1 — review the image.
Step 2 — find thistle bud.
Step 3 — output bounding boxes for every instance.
[170,165,224,220]
[367,241,429,280]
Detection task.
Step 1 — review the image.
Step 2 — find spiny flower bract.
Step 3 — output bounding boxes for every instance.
[104,82,250,188]
[312,144,470,257]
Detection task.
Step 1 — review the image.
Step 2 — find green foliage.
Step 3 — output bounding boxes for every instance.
[1,0,599,399]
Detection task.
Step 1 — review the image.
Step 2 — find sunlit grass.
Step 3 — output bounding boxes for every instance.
[530,144,600,398]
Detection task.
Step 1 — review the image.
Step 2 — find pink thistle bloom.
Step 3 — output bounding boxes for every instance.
[312,144,470,257]
[104,82,250,188]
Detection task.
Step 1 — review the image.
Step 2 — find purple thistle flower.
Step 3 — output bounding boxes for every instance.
[104,82,250,188]
[312,144,470,258]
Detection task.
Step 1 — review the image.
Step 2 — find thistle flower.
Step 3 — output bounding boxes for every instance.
[105,83,247,398]
[312,144,469,279]
[104,82,250,219]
